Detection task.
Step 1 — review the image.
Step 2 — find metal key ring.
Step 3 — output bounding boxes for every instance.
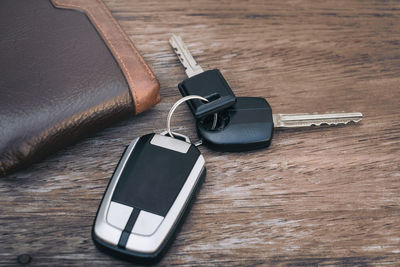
[167,95,218,139]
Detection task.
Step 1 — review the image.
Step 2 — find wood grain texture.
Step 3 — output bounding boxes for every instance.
[1,0,400,266]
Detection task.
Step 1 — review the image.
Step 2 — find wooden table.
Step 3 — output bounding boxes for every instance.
[1,0,400,266]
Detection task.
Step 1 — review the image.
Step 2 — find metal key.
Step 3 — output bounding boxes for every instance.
[197,97,363,152]
[169,34,203,78]
[272,112,363,128]
[169,34,236,118]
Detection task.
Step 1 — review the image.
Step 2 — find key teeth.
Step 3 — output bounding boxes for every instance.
[310,119,360,127]
[169,34,204,78]
[274,112,363,128]
[298,118,362,127]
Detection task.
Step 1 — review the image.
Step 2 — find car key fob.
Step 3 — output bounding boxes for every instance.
[197,97,274,152]
[92,132,206,263]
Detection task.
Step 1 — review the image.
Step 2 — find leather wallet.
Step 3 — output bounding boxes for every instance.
[0,0,161,176]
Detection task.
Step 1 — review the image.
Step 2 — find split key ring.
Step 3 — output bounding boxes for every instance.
[167,95,218,139]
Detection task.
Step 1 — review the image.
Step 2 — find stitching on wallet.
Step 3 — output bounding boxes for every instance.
[52,0,150,113]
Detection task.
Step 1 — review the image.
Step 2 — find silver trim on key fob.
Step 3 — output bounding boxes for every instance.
[94,137,140,246]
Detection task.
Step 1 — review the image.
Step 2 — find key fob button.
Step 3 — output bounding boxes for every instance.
[132,211,164,236]
[106,201,133,231]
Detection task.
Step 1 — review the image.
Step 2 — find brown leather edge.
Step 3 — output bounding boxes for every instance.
[51,0,160,114]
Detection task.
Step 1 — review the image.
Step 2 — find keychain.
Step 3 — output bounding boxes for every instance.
[92,96,208,263]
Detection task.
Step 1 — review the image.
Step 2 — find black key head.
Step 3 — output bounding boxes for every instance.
[178,69,237,118]
[196,97,274,152]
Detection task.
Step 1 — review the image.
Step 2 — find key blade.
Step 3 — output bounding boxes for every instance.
[169,34,204,78]
[273,112,363,128]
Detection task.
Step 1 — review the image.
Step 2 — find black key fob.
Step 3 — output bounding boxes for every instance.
[197,97,274,152]
[92,132,206,263]
[178,69,237,118]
